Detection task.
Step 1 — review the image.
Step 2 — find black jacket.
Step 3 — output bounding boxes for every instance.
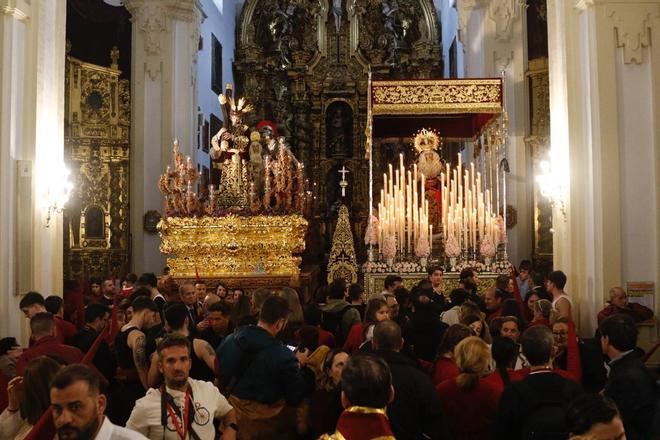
[493,371,583,439]
[555,337,607,393]
[403,307,448,362]
[604,351,657,440]
[375,349,449,440]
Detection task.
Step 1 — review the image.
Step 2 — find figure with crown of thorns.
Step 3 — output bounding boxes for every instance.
[210,84,254,210]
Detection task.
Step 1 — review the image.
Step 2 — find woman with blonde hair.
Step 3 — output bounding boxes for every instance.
[531,298,555,328]
[278,287,305,344]
[436,337,500,439]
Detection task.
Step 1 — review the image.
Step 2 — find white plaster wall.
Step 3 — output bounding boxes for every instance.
[196,0,237,174]
[616,50,658,286]
[434,0,464,78]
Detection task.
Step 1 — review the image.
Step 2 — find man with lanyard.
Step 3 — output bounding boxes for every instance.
[127,335,237,439]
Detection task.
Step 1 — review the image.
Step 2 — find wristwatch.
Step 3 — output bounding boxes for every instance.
[227,422,239,432]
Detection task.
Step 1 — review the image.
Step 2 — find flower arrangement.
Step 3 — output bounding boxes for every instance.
[415,233,430,258]
[382,234,397,260]
[362,261,389,273]
[455,260,489,273]
[491,260,513,274]
[391,261,422,273]
[444,235,461,258]
[364,215,380,245]
[479,235,496,258]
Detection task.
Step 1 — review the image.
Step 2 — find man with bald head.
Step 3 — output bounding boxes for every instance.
[372,321,448,440]
[597,286,653,326]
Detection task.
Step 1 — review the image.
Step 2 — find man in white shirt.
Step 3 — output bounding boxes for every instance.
[50,364,147,440]
[127,335,237,440]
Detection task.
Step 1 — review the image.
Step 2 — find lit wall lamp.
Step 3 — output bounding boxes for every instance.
[536,157,567,222]
[40,165,73,228]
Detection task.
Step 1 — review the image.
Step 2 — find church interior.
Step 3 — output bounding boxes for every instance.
[0,0,659,438]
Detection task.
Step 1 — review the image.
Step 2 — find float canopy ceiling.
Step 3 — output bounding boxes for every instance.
[371,78,503,140]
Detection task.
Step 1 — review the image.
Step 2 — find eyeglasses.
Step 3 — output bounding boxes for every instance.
[552,331,568,337]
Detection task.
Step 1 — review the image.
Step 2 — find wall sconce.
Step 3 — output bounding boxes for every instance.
[536,157,567,222]
[40,165,73,228]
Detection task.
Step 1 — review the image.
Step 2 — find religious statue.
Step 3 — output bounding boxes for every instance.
[414,128,444,228]
[414,128,443,180]
[211,86,253,211]
[326,102,352,157]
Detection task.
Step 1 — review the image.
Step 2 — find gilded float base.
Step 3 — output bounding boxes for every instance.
[158,215,307,278]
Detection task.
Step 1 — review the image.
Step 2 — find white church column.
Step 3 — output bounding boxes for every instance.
[0,0,67,340]
[125,0,202,274]
[548,0,660,335]
[457,0,532,266]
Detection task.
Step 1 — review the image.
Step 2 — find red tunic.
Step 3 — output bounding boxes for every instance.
[436,377,500,440]
[597,303,654,325]
[344,323,369,354]
[320,406,395,440]
[55,316,77,343]
[431,357,460,387]
[16,336,84,375]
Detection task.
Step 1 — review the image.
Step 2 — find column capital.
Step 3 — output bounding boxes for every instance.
[575,0,660,64]
[1,0,30,20]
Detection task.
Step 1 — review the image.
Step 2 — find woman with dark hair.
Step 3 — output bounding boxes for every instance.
[230,294,255,328]
[431,324,473,386]
[462,314,492,344]
[215,282,229,300]
[483,337,524,396]
[436,337,499,439]
[309,349,350,437]
[523,290,541,322]
[343,298,389,354]
[0,356,62,439]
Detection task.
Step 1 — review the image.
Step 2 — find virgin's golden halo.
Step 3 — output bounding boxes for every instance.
[413,128,441,153]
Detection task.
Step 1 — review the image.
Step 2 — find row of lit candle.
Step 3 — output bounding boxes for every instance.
[440,153,499,251]
[377,154,432,257]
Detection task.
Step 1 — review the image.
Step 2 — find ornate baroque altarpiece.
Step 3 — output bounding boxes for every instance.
[234,0,443,265]
[63,50,130,279]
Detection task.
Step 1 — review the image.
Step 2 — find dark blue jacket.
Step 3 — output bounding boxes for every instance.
[216,325,312,405]
[604,351,657,440]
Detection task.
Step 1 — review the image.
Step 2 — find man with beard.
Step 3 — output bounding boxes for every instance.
[50,364,146,439]
[127,336,237,439]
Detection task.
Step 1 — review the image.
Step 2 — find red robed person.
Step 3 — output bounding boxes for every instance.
[320,354,395,440]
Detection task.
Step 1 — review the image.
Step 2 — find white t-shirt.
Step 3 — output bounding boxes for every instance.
[126,378,233,440]
[96,416,147,440]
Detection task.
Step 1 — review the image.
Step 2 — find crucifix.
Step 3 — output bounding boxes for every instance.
[338,165,349,197]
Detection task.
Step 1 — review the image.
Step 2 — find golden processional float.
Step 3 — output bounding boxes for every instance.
[157,85,308,288]
[362,76,513,294]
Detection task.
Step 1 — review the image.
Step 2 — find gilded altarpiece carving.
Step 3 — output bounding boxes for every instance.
[64,55,130,279]
[234,0,442,265]
[525,57,552,269]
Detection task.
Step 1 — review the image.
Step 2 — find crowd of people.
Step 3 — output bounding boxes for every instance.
[0,263,657,439]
